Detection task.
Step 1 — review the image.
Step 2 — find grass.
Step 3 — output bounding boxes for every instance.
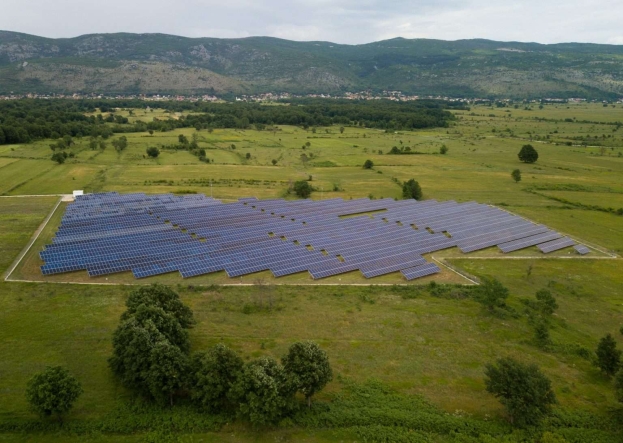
[1,103,623,441]
[0,196,58,274]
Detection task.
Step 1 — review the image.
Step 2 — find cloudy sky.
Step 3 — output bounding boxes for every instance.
[2,0,623,45]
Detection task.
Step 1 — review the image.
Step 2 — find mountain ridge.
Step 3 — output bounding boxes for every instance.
[1,31,622,98]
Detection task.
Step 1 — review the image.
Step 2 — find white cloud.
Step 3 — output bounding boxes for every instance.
[1,0,622,45]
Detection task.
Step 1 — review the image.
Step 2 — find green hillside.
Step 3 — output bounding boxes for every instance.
[1,31,623,98]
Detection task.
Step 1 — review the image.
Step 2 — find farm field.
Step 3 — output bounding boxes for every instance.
[0,102,622,442]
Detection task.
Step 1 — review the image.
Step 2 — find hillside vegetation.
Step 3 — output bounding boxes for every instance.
[2,31,623,98]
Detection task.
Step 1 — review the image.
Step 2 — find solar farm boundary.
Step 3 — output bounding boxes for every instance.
[6,195,617,286]
[490,204,618,259]
[430,256,479,285]
[3,195,65,282]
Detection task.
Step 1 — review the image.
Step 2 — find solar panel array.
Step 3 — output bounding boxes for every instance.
[40,192,576,281]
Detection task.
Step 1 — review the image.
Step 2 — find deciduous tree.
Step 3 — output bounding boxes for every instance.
[484,357,556,427]
[147,340,189,406]
[230,357,296,426]
[26,366,83,420]
[596,333,621,377]
[190,344,244,412]
[518,144,539,163]
[282,341,332,407]
[123,284,194,329]
[402,179,422,200]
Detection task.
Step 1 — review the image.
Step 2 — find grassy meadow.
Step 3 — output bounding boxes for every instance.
[0,102,622,441]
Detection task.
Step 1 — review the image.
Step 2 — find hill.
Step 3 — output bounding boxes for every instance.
[1,31,623,98]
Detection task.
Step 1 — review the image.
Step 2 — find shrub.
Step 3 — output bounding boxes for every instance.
[402,179,422,200]
[363,159,374,169]
[293,180,313,198]
[473,277,509,313]
[146,147,160,158]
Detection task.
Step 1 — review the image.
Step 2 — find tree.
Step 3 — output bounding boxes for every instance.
[190,344,244,412]
[596,333,621,377]
[112,136,128,152]
[363,159,374,169]
[229,357,296,426]
[109,318,165,393]
[339,126,345,134]
[473,277,509,313]
[178,134,189,145]
[614,368,623,403]
[484,357,556,427]
[511,169,521,183]
[146,340,189,406]
[146,147,160,158]
[26,366,83,420]
[123,284,194,329]
[518,144,539,163]
[282,341,332,407]
[293,180,312,198]
[51,152,67,164]
[402,179,422,200]
[271,159,277,166]
[148,130,154,136]
[131,303,190,352]
[439,145,448,154]
[245,152,251,160]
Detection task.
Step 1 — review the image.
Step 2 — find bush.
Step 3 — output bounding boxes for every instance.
[473,277,509,313]
[439,145,448,154]
[51,152,68,164]
[26,366,82,419]
[293,180,313,198]
[363,159,374,169]
[402,179,422,200]
[146,147,160,158]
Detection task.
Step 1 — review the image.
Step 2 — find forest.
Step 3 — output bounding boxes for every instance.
[0,99,459,145]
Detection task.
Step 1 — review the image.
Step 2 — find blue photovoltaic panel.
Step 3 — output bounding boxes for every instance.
[38,193,577,281]
[574,245,590,255]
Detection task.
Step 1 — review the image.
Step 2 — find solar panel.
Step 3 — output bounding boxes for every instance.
[39,192,578,281]
[574,245,590,255]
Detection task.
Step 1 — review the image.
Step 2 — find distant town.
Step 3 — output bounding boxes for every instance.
[1,90,621,104]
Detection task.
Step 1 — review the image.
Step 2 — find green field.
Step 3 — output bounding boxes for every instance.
[0,102,622,442]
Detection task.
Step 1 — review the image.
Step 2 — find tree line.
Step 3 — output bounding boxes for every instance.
[0,98,457,146]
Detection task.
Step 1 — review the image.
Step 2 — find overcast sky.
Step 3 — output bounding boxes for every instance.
[2,0,623,45]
